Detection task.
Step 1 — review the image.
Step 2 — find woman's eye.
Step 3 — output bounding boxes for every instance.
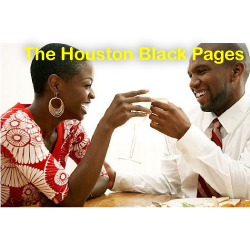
[85,85,92,90]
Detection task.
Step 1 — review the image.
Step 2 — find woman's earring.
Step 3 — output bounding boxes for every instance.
[48,93,65,117]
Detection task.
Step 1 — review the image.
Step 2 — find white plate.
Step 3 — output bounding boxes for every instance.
[165,198,241,207]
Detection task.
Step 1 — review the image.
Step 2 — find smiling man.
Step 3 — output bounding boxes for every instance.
[105,43,250,199]
[189,43,249,116]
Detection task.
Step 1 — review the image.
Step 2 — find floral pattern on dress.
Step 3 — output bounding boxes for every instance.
[1,110,49,164]
[1,185,10,206]
[44,155,69,194]
[74,149,87,159]
[66,120,90,164]
[22,184,40,206]
[0,103,105,206]
[71,132,90,157]
[1,154,29,187]
[18,164,56,200]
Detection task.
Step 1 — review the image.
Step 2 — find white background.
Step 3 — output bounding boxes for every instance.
[0,43,196,175]
[0,0,249,247]
[0,43,197,175]
[0,43,249,249]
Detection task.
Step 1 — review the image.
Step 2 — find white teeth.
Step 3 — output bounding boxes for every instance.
[81,103,90,107]
[196,91,207,98]
[81,103,90,112]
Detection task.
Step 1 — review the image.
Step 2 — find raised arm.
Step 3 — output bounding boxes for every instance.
[59,90,152,206]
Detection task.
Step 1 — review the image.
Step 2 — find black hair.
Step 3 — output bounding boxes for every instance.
[30,43,88,93]
[198,43,250,83]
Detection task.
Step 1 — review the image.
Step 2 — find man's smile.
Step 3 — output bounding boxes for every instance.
[194,89,209,102]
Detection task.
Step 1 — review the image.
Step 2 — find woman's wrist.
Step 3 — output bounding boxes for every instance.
[109,171,116,190]
[98,117,116,132]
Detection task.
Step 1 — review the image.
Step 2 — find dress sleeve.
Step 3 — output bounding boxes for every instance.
[69,121,90,164]
[0,111,69,204]
[69,121,108,177]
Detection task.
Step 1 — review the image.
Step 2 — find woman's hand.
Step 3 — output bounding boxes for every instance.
[36,193,58,207]
[87,174,109,199]
[103,161,116,189]
[101,89,152,130]
[58,89,152,207]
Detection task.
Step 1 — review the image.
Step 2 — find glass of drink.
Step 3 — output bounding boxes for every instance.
[153,98,182,161]
[119,102,151,164]
[154,98,168,103]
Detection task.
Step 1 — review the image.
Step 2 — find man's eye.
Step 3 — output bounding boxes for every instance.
[199,69,207,74]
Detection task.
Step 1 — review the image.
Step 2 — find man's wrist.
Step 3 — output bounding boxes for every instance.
[177,123,191,140]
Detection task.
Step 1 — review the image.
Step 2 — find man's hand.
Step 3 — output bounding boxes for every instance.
[36,193,58,207]
[103,161,116,190]
[149,101,191,140]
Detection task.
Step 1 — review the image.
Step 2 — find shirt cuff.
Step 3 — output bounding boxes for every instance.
[111,172,133,192]
[176,124,211,156]
[112,172,124,191]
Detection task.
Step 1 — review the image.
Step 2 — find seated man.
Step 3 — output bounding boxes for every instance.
[105,43,250,199]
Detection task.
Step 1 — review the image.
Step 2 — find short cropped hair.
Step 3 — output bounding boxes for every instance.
[198,43,250,83]
[30,43,87,93]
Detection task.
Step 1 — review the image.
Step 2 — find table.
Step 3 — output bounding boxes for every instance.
[22,191,178,208]
[84,192,179,207]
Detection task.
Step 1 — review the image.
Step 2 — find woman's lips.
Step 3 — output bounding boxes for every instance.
[81,103,90,114]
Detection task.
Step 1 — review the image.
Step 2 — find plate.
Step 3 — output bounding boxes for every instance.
[165,198,241,207]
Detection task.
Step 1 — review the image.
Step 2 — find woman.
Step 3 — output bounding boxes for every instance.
[0,43,151,207]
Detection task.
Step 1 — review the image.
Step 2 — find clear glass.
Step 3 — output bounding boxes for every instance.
[153,98,181,161]
[154,98,168,103]
[119,98,171,164]
[163,136,182,160]
[119,102,151,164]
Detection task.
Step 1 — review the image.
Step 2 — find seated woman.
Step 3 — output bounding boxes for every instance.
[0,43,151,207]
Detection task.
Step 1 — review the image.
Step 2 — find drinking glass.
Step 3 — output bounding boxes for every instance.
[119,102,151,164]
[119,98,168,164]
[153,98,182,161]
[154,98,168,104]
[163,136,182,160]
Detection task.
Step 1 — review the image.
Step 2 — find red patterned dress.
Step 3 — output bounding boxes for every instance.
[1,103,107,207]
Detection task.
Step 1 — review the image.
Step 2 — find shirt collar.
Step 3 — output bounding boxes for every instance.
[202,93,250,133]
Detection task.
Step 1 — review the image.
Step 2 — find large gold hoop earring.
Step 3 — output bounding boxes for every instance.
[48,93,65,117]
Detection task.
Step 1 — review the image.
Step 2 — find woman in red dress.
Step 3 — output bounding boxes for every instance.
[0,43,151,207]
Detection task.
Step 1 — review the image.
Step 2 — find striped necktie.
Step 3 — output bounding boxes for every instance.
[197,118,221,198]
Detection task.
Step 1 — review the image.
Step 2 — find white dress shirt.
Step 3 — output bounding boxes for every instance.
[112,94,250,199]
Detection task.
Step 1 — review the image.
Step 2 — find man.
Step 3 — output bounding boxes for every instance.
[105,43,250,199]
